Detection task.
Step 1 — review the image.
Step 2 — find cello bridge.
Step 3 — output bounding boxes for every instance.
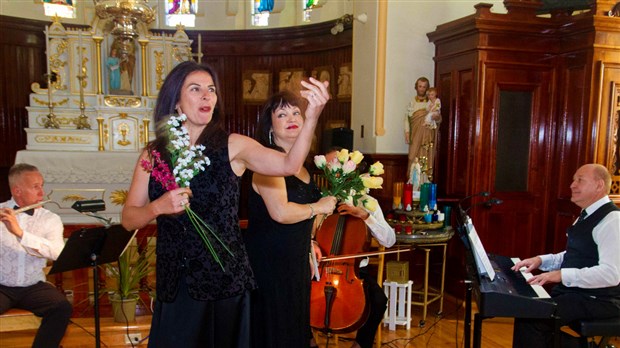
[325,267,343,275]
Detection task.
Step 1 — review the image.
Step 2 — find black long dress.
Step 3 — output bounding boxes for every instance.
[244,172,321,348]
[147,142,256,348]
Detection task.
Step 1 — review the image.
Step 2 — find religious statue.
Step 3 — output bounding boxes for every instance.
[106,47,121,91]
[405,76,441,175]
[408,157,422,191]
[120,51,135,93]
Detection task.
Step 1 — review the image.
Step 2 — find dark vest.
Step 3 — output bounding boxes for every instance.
[553,201,620,301]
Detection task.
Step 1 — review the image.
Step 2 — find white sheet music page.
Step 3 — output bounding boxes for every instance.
[466,218,496,281]
[510,257,551,298]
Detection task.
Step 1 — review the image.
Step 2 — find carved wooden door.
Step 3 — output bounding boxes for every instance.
[472,63,555,259]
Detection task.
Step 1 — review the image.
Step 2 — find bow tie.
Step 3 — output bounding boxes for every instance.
[13,205,35,216]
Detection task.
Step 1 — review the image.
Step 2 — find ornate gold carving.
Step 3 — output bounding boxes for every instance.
[78,54,89,89]
[155,50,164,90]
[110,189,128,206]
[116,122,132,146]
[62,194,88,202]
[51,39,68,91]
[172,45,191,63]
[36,114,90,127]
[34,135,91,144]
[104,96,142,107]
[33,97,69,107]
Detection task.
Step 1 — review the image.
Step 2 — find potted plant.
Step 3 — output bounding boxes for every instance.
[105,241,153,323]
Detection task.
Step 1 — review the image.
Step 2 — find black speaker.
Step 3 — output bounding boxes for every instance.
[321,127,353,153]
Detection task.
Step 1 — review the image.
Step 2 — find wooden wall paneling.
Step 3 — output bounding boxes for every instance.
[368,154,408,212]
[546,57,589,252]
[594,63,620,166]
[0,16,48,201]
[432,53,478,200]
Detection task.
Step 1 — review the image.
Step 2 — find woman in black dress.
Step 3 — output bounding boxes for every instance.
[244,90,337,348]
[122,62,330,347]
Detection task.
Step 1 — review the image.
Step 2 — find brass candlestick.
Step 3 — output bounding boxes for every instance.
[76,65,91,129]
[44,73,60,129]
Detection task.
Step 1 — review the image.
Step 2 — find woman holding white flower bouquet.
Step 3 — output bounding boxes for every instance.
[122,61,330,348]
[244,90,337,348]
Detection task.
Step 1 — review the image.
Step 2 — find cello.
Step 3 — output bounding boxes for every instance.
[310,213,370,333]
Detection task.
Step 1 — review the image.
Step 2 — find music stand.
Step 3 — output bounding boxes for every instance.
[49,225,137,348]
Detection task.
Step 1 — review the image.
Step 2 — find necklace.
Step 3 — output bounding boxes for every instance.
[415,96,428,103]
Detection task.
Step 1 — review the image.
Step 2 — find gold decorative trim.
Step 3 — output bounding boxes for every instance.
[34,135,91,144]
[36,114,85,127]
[104,96,142,108]
[33,97,69,107]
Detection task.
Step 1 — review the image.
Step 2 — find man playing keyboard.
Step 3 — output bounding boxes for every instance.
[511,163,620,348]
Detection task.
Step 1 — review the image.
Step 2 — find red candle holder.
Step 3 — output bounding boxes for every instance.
[403,183,413,210]
[395,224,402,234]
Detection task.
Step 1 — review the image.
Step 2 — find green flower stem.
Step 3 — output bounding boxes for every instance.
[186,208,223,271]
[184,206,233,272]
[190,210,234,257]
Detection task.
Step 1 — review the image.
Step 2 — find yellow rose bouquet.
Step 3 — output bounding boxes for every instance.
[314,149,384,211]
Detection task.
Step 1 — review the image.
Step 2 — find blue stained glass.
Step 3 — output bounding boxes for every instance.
[258,0,273,12]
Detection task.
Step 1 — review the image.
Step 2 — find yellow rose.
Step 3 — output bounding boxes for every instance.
[350,150,364,165]
[369,161,384,175]
[337,149,349,163]
[361,175,383,189]
[362,196,378,212]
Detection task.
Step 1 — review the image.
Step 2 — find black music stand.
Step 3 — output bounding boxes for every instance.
[49,225,136,348]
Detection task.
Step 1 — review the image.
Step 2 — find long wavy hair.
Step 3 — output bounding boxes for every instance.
[255,90,306,153]
[147,61,228,159]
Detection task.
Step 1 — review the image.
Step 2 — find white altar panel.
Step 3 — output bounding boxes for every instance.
[17,19,196,225]
[15,150,140,224]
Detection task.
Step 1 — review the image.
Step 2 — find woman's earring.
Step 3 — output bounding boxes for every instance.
[269,130,273,145]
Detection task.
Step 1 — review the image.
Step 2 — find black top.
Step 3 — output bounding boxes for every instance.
[554,201,620,301]
[244,172,321,347]
[149,141,256,302]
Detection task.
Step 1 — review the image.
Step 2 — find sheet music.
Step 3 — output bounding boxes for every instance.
[466,218,496,281]
[510,257,551,298]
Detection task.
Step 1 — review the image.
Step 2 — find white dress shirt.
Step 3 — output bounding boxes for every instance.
[539,196,620,289]
[359,204,396,268]
[364,204,396,249]
[0,199,65,287]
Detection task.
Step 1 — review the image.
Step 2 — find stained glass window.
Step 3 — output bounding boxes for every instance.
[252,0,273,27]
[43,0,76,18]
[165,0,197,27]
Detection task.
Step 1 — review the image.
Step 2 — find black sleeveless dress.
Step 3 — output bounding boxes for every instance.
[244,172,321,348]
[147,141,256,347]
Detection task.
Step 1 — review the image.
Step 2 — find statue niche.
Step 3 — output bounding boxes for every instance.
[108,38,136,95]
